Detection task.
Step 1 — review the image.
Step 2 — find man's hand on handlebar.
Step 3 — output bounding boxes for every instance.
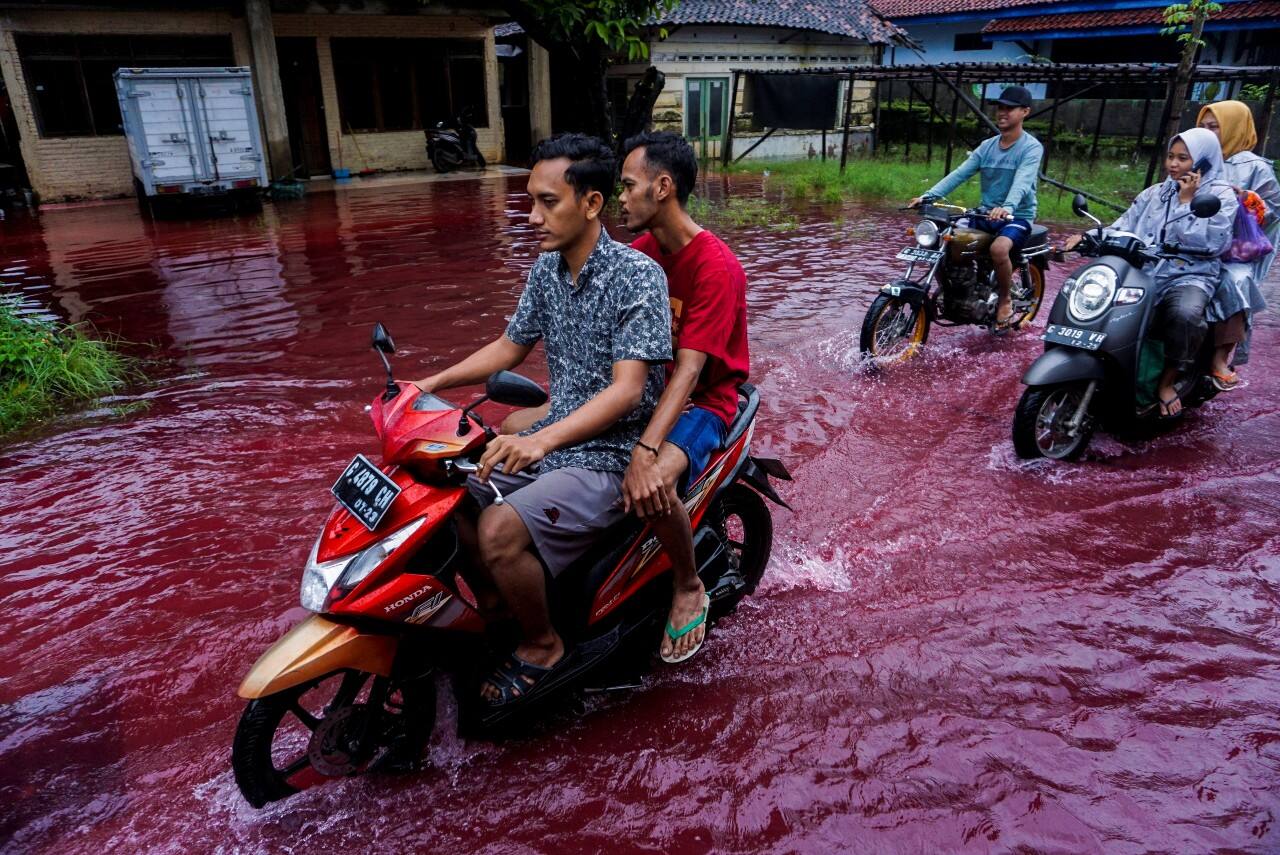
[411,375,441,394]
[478,433,547,481]
[908,196,926,209]
[988,207,1012,221]
[1062,234,1084,252]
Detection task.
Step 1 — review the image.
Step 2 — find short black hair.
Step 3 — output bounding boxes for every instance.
[623,131,698,205]
[529,133,616,199]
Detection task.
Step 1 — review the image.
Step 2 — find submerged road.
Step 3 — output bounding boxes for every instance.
[2,175,1278,853]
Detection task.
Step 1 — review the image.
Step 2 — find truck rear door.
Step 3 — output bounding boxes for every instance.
[193,75,264,182]
[119,73,202,188]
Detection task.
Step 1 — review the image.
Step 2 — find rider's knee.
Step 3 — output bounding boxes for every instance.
[476,506,525,566]
[990,239,1012,262]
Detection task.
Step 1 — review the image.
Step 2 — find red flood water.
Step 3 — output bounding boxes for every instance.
[2,174,1279,853]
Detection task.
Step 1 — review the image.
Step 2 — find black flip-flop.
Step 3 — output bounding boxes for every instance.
[482,653,559,707]
[1157,393,1183,420]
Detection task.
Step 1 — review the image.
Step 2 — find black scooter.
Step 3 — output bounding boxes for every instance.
[1012,192,1222,460]
[425,112,486,174]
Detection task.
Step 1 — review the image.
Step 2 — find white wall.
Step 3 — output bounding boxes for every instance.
[887,21,1047,98]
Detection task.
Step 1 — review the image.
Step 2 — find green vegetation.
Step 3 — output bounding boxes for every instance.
[726,154,1150,223]
[0,299,138,437]
[687,194,800,230]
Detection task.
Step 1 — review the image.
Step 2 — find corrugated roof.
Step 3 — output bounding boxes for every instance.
[983,0,1280,33]
[656,0,905,44]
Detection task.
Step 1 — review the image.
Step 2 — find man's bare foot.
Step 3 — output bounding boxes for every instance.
[660,579,707,662]
[994,301,1015,328]
[480,636,564,702]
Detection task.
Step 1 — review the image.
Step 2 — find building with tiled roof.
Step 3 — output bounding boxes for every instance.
[607,0,905,160]
[872,0,1280,99]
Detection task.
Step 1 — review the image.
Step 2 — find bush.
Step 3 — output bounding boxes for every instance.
[0,300,137,436]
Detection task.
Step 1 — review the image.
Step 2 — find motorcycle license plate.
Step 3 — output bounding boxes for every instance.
[331,454,401,531]
[1044,324,1107,351]
[896,247,944,264]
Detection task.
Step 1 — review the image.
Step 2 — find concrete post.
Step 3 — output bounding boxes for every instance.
[244,0,292,181]
[528,40,552,143]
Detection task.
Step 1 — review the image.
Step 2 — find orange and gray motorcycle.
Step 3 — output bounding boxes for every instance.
[859,202,1051,363]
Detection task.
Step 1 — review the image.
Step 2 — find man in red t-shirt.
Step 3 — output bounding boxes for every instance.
[619,131,750,664]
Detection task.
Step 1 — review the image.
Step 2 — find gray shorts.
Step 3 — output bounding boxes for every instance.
[467,466,625,577]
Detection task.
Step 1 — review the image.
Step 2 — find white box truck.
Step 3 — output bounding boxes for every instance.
[114,66,269,216]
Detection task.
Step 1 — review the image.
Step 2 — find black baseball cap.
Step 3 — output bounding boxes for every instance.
[993,86,1032,108]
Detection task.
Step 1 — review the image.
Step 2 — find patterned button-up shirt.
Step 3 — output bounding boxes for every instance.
[506,227,672,473]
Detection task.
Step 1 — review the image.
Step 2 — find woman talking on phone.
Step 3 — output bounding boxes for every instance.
[1063,129,1238,417]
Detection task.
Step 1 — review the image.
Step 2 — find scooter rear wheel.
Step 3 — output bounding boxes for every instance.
[1013,383,1095,461]
[707,485,773,618]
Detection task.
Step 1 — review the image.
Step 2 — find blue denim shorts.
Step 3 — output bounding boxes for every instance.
[971,215,1033,250]
[666,406,728,494]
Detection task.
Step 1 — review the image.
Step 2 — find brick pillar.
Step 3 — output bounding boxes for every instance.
[244,0,292,181]
[528,40,552,144]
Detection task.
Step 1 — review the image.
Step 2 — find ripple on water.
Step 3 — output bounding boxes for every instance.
[1,174,1278,853]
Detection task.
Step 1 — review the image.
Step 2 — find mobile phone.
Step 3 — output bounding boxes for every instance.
[1192,156,1212,177]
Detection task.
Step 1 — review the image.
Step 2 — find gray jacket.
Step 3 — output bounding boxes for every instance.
[1109,129,1238,291]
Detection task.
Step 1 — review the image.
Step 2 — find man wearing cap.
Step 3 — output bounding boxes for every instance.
[910,85,1043,330]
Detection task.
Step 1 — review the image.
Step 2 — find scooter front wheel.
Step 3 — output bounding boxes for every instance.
[1012,383,1095,461]
[859,294,930,363]
[232,669,436,808]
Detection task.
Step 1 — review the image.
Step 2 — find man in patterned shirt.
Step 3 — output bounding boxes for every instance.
[413,133,671,706]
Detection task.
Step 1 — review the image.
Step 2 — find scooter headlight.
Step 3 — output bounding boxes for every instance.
[915,219,940,249]
[1068,265,1117,322]
[298,517,427,612]
[337,517,427,589]
[300,538,353,612]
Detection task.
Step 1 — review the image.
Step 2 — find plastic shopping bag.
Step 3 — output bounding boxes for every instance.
[1223,194,1274,263]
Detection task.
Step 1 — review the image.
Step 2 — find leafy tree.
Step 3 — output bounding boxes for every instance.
[423,0,675,142]
[1160,0,1221,143]
[502,0,675,141]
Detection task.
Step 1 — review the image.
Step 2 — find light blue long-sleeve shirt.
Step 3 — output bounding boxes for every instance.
[925,132,1043,221]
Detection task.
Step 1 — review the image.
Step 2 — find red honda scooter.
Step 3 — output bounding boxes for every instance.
[231,323,790,807]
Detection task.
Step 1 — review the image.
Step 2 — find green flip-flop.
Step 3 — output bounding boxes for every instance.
[660,593,710,664]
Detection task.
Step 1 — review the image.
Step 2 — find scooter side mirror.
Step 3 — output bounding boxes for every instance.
[371,322,395,355]
[1071,193,1089,217]
[1190,192,1221,219]
[486,370,548,407]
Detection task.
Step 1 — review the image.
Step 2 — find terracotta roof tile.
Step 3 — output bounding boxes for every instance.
[870,0,1066,20]
[982,1,1280,33]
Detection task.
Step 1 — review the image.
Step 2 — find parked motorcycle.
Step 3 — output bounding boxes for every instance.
[860,203,1051,362]
[231,324,790,807]
[425,111,486,173]
[1012,193,1222,460]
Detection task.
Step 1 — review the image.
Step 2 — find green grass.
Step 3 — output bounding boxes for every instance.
[0,299,139,437]
[726,153,1151,224]
[687,194,800,230]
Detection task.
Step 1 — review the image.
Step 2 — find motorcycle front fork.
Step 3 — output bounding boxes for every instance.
[1066,380,1099,434]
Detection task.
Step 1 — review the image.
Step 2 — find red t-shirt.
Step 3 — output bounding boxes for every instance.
[631,229,749,426]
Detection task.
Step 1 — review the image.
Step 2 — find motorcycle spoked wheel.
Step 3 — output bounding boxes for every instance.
[859,294,930,363]
[232,669,436,807]
[1011,265,1046,327]
[705,484,774,619]
[1012,382,1096,461]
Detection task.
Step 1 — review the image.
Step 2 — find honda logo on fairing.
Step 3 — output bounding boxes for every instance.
[385,583,433,613]
[406,591,451,625]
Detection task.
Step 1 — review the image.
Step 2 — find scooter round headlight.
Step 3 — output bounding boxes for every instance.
[1068,265,1117,322]
[915,219,940,249]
